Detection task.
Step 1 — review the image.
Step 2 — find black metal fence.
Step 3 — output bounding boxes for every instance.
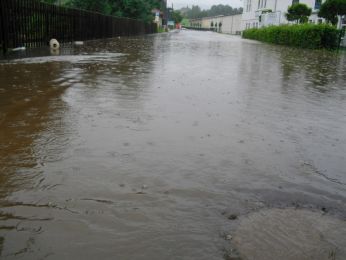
[0,0,157,53]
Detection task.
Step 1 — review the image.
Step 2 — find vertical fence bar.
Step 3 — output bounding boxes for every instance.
[39,1,43,46]
[8,0,15,48]
[31,0,34,47]
[25,0,30,48]
[0,0,8,53]
[34,0,38,48]
[20,0,25,47]
[24,0,28,48]
[45,3,49,44]
[0,1,3,53]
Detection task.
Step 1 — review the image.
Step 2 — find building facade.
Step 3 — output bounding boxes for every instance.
[190,14,242,35]
[242,0,326,30]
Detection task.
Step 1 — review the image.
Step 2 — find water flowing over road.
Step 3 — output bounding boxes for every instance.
[0,31,346,259]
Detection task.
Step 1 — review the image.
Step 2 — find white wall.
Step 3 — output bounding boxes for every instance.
[242,0,326,30]
[221,15,242,34]
[190,15,242,35]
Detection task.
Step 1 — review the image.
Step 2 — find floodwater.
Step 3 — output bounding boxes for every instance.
[0,31,346,259]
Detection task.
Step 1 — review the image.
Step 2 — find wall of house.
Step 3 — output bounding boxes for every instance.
[241,0,326,30]
[201,18,213,29]
[221,15,242,34]
[189,15,242,35]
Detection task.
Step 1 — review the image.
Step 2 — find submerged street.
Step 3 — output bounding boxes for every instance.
[0,31,346,259]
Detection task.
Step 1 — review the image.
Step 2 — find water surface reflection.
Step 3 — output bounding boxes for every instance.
[0,32,345,259]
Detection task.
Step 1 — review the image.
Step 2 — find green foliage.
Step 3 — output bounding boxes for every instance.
[42,0,59,3]
[181,18,190,27]
[158,27,167,33]
[319,0,346,25]
[179,4,243,19]
[286,3,312,23]
[207,4,243,17]
[172,11,183,24]
[67,0,112,14]
[42,0,161,22]
[242,24,341,49]
[113,0,160,21]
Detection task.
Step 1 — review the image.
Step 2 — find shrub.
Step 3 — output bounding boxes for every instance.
[286,3,312,24]
[242,24,341,49]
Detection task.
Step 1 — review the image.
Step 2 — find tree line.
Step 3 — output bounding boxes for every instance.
[285,0,346,25]
[179,5,243,19]
[42,0,163,22]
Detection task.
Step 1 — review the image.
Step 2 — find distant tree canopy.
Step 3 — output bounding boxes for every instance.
[41,0,162,22]
[286,3,312,23]
[179,4,243,19]
[318,0,346,25]
[66,0,112,14]
[172,11,183,24]
[40,1,243,22]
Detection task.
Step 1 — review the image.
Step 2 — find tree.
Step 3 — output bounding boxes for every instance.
[187,5,202,19]
[111,0,160,21]
[51,0,161,22]
[181,18,190,27]
[286,3,312,23]
[66,0,112,14]
[319,0,346,25]
[182,4,243,19]
[172,11,183,24]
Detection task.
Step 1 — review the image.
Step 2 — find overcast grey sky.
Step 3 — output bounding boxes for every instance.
[167,0,243,9]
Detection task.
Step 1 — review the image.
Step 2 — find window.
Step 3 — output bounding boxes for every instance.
[292,0,299,4]
[314,0,322,9]
[258,0,267,9]
[246,0,252,12]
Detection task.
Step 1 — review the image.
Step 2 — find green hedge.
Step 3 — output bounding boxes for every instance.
[242,24,342,49]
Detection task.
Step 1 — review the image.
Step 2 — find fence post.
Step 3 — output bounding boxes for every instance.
[45,6,49,44]
[0,0,9,54]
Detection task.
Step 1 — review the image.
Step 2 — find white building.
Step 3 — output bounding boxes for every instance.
[190,14,242,35]
[222,15,243,34]
[242,0,327,30]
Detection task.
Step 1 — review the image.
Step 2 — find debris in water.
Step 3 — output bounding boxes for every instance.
[226,235,232,240]
[74,41,84,46]
[228,214,238,220]
[12,47,26,52]
[49,39,60,50]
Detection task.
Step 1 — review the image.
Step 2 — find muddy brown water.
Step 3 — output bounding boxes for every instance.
[0,31,346,259]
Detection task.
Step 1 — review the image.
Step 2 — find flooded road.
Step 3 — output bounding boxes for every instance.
[0,31,346,259]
